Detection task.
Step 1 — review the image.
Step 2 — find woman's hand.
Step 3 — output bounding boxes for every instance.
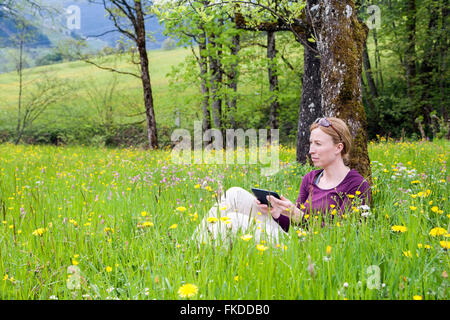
[255,195,302,220]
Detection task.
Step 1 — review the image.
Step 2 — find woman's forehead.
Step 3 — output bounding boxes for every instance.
[310,128,333,141]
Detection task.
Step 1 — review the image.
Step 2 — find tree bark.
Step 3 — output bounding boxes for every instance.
[198,29,211,133]
[267,31,279,130]
[296,37,322,164]
[226,32,240,128]
[209,31,223,130]
[317,0,372,181]
[404,0,417,102]
[135,0,158,149]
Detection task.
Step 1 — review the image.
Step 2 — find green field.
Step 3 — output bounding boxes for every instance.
[0,139,448,299]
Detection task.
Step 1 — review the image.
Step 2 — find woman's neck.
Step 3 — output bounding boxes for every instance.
[321,160,350,184]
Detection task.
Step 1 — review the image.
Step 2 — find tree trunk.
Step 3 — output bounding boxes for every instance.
[317,0,372,181]
[198,29,211,133]
[296,39,322,164]
[362,40,378,99]
[209,31,222,130]
[15,37,24,145]
[227,32,240,128]
[404,0,417,102]
[267,31,279,130]
[135,0,158,149]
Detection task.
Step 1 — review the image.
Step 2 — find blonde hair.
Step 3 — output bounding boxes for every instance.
[310,117,352,163]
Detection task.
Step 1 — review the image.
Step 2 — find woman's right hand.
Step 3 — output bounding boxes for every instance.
[254,198,282,219]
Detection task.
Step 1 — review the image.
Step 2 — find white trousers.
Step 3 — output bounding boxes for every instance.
[192,187,287,246]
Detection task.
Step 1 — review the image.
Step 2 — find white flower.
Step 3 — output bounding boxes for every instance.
[49,295,58,300]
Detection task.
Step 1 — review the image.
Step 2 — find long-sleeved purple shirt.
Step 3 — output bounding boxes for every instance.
[273,169,371,232]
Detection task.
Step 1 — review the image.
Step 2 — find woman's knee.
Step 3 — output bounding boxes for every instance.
[225,186,246,198]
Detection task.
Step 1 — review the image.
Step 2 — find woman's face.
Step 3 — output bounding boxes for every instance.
[309,128,343,168]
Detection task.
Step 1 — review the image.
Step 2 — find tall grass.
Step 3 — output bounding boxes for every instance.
[0,139,448,299]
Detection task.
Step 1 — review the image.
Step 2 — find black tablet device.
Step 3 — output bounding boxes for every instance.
[251,188,281,206]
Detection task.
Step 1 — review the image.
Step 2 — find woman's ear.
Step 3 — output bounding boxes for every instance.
[336,142,344,154]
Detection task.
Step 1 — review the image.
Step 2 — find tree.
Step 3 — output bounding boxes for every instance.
[231,0,371,178]
[86,0,158,149]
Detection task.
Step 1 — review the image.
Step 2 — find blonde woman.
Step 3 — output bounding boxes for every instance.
[193,117,371,245]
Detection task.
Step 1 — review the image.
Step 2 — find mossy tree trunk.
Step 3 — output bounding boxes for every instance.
[317,0,372,181]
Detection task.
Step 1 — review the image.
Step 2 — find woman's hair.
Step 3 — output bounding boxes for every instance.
[310,117,352,163]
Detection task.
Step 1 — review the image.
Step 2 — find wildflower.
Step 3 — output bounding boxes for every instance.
[106,266,113,273]
[220,206,228,211]
[240,234,252,242]
[439,241,449,249]
[141,211,148,217]
[234,275,240,282]
[413,295,423,300]
[32,228,46,237]
[176,207,186,213]
[391,225,407,233]
[429,227,447,237]
[431,206,439,213]
[194,184,200,189]
[411,180,420,184]
[402,250,412,258]
[177,283,198,299]
[256,244,268,252]
[141,221,154,228]
[409,206,417,211]
[169,224,178,229]
[326,245,332,255]
[207,217,218,224]
[72,260,79,266]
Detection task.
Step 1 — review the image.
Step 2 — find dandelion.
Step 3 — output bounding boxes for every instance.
[409,206,417,211]
[177,283,198,299]
[234,275,240,282]
[32,228,46,237]
[141,221,154,228]
[207,217,218,224]
[429,227,447,237]
[240,234,253,242]
[391,225,407,233]
[439,241,449,250]
[176,207,186,213]
[256,244,268,252]
[169,224,178,229]
[106,266,113,273]
[402,250,412,258]
[413,295,423,300]
[141,211,148,217]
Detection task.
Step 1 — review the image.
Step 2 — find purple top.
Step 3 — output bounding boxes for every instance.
[273,169,371,232]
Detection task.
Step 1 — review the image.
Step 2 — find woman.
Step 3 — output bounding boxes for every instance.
[193,117,371,246]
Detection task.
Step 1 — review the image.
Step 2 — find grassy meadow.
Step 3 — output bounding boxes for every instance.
[0,138,448,300]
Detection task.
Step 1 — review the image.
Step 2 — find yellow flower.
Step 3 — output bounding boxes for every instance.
[431,206,439,213]
[402,250,412,258]
[234,275,240,282]
[105,266,112,273]
[32,228,46,237]
[176,207,186,213]
[326,245,332,255]
[355,191,361,196]
[141,221,154,228]
[177,283,198,299]
[256,244,268,252]
[169,224,178,229]
[429,227,447,237]
[194,184,200,189]
[411,180,420,184]
[219,206,228,211]
[141,211,148,217]
[409,206,417,211]
[391,225,407,233]
[240,234,253,242]
[439,241,449,249]
[207,217,218,224]
[413,295,423,300]
[72,260,79,266]
[3,274,8,281]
